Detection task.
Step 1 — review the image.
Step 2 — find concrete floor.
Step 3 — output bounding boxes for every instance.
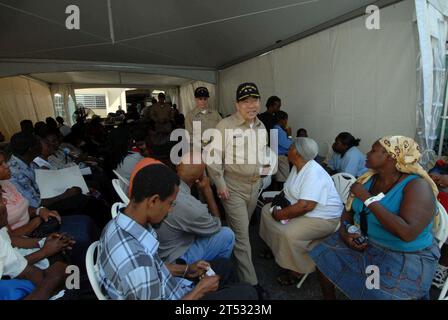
[248,207,442,300]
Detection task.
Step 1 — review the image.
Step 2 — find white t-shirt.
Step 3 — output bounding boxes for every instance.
[283,160,343,219]
[0,227,28,278]
[116,152,144,182]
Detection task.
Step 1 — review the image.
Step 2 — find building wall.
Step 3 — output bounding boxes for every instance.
[217,0,417,155]
[75,88,128,118]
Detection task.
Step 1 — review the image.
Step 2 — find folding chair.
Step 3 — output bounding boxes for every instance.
[112,179,129,205]
[435,202,448,248]
[85,241,108,300]
[111,202,124,219]
[331,172,356,204]
[256,147,278,210]
[113,169,130,187]
[434,202,448,300]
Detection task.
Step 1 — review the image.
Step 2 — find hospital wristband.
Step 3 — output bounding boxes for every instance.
[364,193,385,207]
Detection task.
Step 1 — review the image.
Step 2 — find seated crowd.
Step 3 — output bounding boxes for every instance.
[0,85,447,301]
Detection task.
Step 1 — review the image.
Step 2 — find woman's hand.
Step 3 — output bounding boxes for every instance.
[186,260,210,279]
[271,207,285,222]
[38,208,61,224]
[42,233,75,256]
[350,182,371,202]
[0,191,7,228]
[339,226,368,252]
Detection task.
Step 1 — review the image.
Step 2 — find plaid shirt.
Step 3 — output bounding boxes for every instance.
[48,148,75,170]
[98,208,194,300]
[8,155,41,208]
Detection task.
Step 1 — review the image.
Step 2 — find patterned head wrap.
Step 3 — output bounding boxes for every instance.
[345,136,438,211]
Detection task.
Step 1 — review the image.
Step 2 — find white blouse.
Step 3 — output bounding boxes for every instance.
[283,160,343,219]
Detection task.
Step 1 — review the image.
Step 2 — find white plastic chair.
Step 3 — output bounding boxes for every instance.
[439,271,448,300]
[331,172,357,204]
[85,241,108,300]
[257,148,279,209]
[111,202,124,219]
[113,169,129,186]
[261,190,281,200]
[112,179,130,205]
[435,202,448,248]
[434,202,448,300]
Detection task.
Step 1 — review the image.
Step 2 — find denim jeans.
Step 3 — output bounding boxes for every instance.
[180,227,235,264]
[59,215,99,275]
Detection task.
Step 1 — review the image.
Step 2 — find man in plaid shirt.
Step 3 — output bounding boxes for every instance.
[98,164,257,300]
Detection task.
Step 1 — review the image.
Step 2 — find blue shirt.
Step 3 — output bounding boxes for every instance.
[98,211,194,300]
[352,175,434,252]
[328,146,368,177]
[8,155,41,208]
[273,125,292,155]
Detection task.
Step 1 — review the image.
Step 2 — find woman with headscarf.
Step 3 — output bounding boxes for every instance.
[259,137,344,285]
[310,136,440,300]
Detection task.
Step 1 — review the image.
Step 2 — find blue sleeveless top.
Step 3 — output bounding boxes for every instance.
[352,174,434,252]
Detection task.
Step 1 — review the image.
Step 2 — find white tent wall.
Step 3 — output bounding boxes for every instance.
[179,81,217,115]
[217,0,417,155]
[0,76,54,140]
[218,53,276,117]
[415,0,448,168]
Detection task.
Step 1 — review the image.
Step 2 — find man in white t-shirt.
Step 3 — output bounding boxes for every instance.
[259,137,343,285]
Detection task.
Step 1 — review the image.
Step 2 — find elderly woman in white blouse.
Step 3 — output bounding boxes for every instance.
[259,137,343,285]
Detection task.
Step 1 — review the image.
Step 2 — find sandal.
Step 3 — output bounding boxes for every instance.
[276,271,304,286]
[259,248,274,259]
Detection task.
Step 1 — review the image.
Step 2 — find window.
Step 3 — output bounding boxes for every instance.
[53,94,76,126]
[75,94,107,109]
[54,94,65,118]
[151,90,165,100]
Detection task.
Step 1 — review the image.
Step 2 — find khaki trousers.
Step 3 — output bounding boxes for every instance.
[221,175,261,285]
[259,203,339,274]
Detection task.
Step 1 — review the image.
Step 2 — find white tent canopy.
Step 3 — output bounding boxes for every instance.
[29,71,193,88]
[0,0,446,164]
[0,0,402,73]
[218,0,420,156]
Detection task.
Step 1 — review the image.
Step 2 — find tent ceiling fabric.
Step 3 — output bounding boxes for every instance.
[30,71,192,87]
[0,0,400,70]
